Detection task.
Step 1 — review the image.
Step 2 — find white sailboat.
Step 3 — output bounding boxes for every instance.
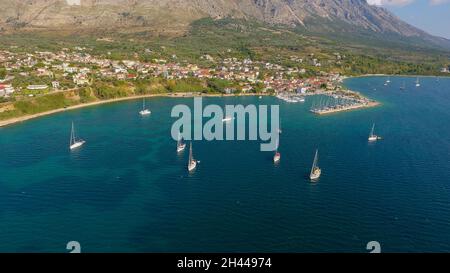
[400,81,406,90]
[278,118,283,134]
[222,116,234,123]
[415,77,421,87]
[310,149,321,181]
[177,132,186,153]
[69,122,86,150]
[386,76,391,83]
[139,99,151,116]
[188,142,197,172]
[273,135,281,164]
[368,123,381,142]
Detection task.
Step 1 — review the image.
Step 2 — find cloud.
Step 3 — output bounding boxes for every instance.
[367,0,449,6]
[367,0,414,6]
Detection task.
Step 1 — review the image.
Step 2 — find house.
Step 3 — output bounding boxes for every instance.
[0,75,14,83]
[0,84,14,97]
[114,66,127,74]
[127,73,137,80]
[73,73,89,85]
[224,88,236,94]
[297,87,308,94]
[64,65,78,74]
[27,85,48,90]
[37,68,53,77]
[52,81,60,89]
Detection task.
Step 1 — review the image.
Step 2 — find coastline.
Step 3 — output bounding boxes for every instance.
[348,74,450,79]
[0,75,384,128]
[0,92,268,128]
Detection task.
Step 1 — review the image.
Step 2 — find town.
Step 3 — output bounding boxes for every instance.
[0,46,377,117]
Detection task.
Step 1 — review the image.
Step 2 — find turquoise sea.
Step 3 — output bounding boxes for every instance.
[0,76,449,253]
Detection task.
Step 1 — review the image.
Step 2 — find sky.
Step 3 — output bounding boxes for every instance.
[367,0,450,39]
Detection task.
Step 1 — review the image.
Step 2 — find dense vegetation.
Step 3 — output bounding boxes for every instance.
[1,18,449,76]
[0,77,244,121]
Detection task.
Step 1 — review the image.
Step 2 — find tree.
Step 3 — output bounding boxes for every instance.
[0,68,6,79]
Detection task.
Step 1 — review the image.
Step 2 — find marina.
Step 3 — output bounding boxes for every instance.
[276,92,306,103]
[310,92,378,115]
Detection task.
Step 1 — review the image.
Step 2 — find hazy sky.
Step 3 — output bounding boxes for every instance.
[367,0,450,39]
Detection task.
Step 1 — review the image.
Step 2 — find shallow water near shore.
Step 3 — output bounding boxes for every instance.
[0,76,449,253]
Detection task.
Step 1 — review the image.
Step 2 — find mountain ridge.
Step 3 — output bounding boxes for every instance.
[0,0,449,50]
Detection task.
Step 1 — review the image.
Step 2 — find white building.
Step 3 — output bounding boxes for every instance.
[0,84,14,97]
[52,81,60,89]
[27,85,48,90]
[73,73,89,85]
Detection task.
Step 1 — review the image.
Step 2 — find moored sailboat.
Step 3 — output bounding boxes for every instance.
[177,132,186,153]
[416,77,421,87]
[222,116,234,123]
[368,123,382,142]
[188,142,197,172]
[310,149,321,181]
[139,99,151,116]
[69,122,86,150]
[273,135,281,164]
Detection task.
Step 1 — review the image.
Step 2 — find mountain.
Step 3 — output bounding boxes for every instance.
[0,0,449,50]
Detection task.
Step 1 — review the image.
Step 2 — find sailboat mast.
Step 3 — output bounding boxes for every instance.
[178,132,183,147]
[275,135,279,153]
[70,122,75,145]
[189,142,193,162]
[310,150,318,176]
[371,124,375,137]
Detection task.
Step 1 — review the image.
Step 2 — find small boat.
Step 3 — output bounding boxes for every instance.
[415,78,421,87]
[69,122,86,150]
[188,142,197,172]
[177,132,186,153]
[273,135,281,164]
[368,123,382,142]
[310,149,321,181]
[274,151,281,164]
[386,76,391,84]
[139,99,151,116]
[222,116,234,123]
[400,82,406,90]
[259,96,263,99]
